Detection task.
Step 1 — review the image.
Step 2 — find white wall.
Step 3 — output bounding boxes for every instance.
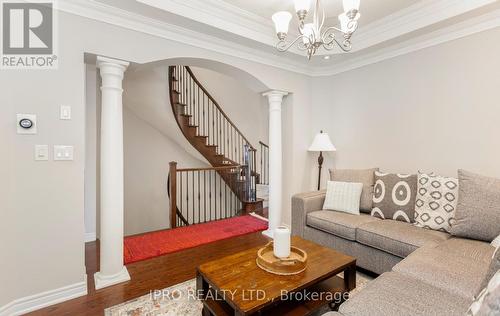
[0,11,311,310]
[311,27,500,182]
[0,30,87,307]
[123,108,208,236]
[84,65,98,242]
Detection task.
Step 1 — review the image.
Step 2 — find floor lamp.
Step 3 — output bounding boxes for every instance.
[308,131,336,190]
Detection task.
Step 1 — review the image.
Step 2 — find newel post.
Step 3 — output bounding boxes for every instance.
[169,161,178,229]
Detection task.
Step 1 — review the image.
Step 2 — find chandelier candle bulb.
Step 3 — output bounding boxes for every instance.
[294,0,311,19]
[272,11,292,39]
[338,13,350,33]
[273,226,291,259]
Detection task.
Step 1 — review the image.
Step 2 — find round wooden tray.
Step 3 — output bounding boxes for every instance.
[256,242,308,275]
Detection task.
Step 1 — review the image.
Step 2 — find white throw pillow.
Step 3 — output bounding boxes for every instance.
[323,181,363,215]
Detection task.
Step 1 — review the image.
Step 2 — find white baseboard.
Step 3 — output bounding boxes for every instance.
[0,275,88,316]
[84,232,96,242]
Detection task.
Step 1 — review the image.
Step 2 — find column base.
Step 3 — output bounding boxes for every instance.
[262,229,274,239]
[94,266,130,290]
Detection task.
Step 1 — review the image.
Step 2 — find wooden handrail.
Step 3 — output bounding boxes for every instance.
[258,141,269,148]
[176,165,241,172]
[185,66,256,151]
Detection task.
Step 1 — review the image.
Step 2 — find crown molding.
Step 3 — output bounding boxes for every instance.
[58,0,310,75]
[136,0,496,57]
[135,0,276,45]
[59,0,499,77]
[348,0,497,54]
[310,9,500,77]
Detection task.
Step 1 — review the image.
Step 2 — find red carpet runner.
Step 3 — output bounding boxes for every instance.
[124,215,268,264]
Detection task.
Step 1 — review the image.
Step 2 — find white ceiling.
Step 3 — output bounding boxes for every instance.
[63,0,500,75]
[219,0,420,26]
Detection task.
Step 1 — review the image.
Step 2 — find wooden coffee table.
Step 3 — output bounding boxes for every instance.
[196,236,356,315]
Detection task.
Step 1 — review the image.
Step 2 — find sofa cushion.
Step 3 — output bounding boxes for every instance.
[393,239,493,299]
[356,220,450,258]
[371,171,417,223]
[329,168,378,212]
[450,169,500,242]
[436,238,495,263]
[414,173,458,233]
[339,272,471,316]
[306,210,380,241]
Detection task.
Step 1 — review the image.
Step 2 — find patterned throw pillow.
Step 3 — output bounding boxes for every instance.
[414,173,458,232]
[371,171,417,223]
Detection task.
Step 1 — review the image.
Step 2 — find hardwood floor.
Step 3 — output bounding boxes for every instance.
[28,232,270,315]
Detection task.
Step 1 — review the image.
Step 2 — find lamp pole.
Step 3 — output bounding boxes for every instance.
[317,151,323,190]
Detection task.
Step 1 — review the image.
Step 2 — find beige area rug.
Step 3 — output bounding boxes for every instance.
[105,272,373,316]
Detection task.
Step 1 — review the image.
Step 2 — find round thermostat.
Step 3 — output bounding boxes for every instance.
[19,118,33,129]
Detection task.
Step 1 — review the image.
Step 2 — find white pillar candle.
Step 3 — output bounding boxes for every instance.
[273,226,291,258]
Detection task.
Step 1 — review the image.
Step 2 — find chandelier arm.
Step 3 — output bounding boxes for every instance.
[333,38,352,52]
[276,35,310,52]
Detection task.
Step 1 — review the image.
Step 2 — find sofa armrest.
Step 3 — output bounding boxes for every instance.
[291,190,326,237]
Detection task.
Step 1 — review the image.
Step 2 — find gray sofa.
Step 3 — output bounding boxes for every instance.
[292,190,495,316]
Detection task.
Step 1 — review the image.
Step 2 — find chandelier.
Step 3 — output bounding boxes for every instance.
[272,0,361,59]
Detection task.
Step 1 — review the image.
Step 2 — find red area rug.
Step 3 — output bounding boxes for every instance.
[124,215,268,264]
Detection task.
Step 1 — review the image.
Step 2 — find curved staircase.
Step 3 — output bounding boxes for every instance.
[168,65,264,223]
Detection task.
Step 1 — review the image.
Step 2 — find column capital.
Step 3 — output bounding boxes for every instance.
[262,90,288,99]
[96,56,129,69]
[97,56,129,79]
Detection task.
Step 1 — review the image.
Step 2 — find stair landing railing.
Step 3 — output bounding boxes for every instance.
[168,162,251,228]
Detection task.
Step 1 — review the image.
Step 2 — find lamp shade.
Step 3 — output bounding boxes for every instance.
[272,11,292,34]
[308,131,336,152]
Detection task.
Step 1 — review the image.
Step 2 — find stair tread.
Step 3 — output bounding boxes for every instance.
[172,90,181,94]
[180,114,192,117]
[175,102,187,106]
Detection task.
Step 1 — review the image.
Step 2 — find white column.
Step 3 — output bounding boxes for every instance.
[94,56,130,290]
[262,90,288,238]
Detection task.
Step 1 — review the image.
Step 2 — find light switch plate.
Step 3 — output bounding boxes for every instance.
[17,114,37,134]
[54,145,74,161]
[60,105,71,120]
[35,145,49,161]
